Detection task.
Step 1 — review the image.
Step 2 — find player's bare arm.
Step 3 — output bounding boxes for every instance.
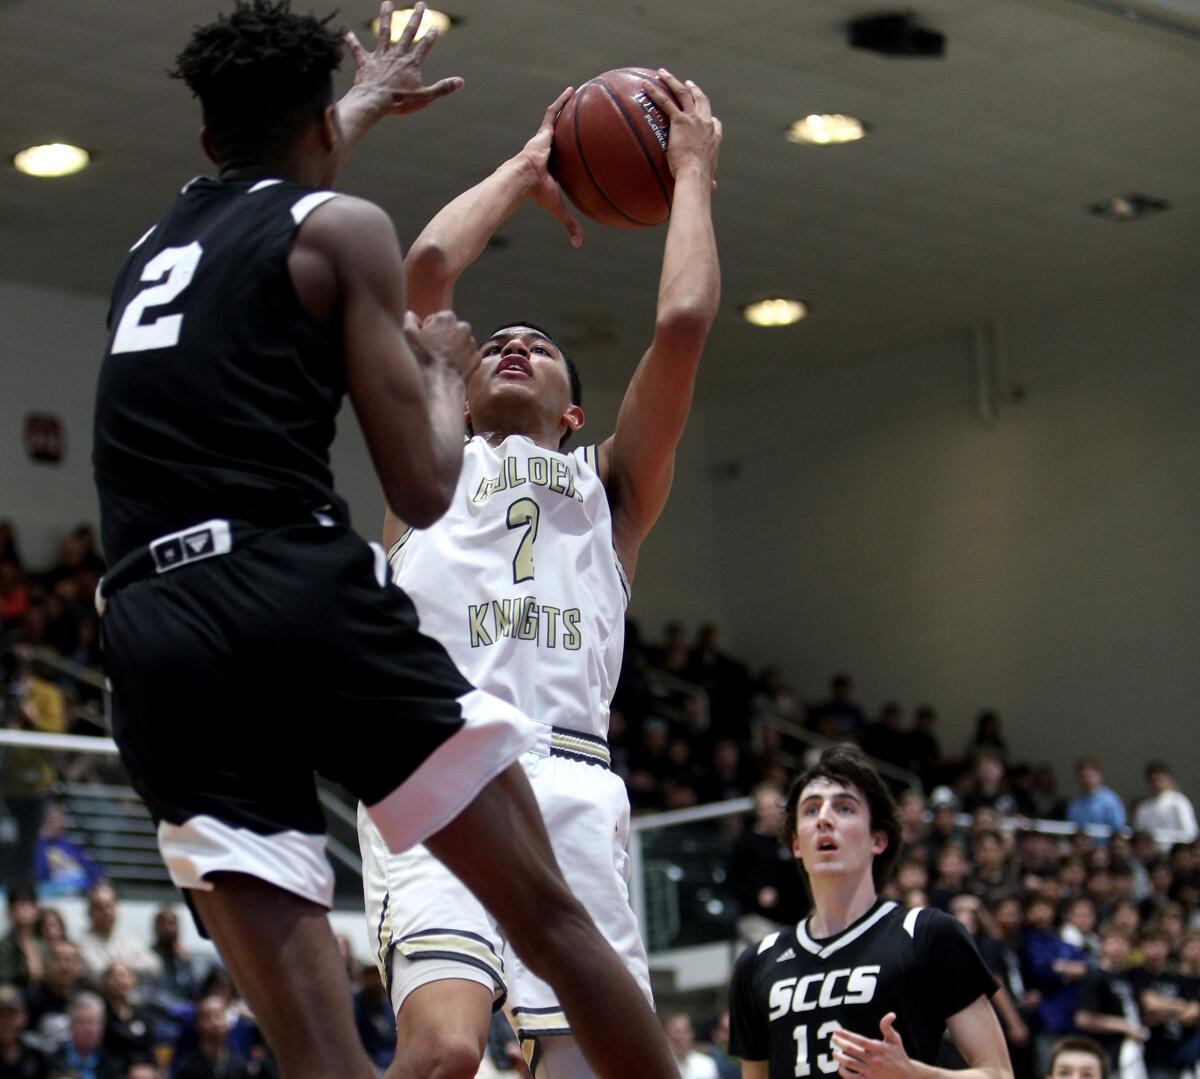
[831,998,1012,1079]
[291,196,475,526]
[403,87,583,319]
[599,69,721,580]
[741,1061,769,1079]
[336,0,464,158]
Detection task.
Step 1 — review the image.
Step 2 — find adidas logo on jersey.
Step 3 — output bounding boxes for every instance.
[767,965,880,1021]
[776,948,797,963]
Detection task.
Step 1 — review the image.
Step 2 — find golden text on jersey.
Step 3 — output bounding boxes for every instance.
[389,435,629,739]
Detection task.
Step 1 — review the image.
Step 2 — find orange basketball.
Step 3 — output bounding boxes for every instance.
[550,67,675,229]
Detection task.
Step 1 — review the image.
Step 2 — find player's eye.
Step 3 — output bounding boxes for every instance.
[483,344,501,355]
[532,345,548,354]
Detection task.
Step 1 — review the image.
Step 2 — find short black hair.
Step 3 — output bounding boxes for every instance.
[173,1,343,165]
[782,744,902,892]
[486,321,582,447]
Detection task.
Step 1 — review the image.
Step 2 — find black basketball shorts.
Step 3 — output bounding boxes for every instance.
[100,520,535,908]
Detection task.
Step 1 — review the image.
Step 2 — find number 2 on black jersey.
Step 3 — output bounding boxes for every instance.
[111,242,203,354]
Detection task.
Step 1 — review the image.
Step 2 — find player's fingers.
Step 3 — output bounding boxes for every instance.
[640,80,681,119]
[686,78,712,116]
[397,0,424,51]
[409,76,464,101]
[832,1031,879,1055]
[880,1013,902,1044]
[411,22,439,61]
[542,86,574,129]
[344,31,369,68]
[551,196,584,248]
[377,0,394,46]
[658,67,693,107]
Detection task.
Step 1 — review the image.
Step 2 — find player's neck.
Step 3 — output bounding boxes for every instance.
[806,872,879,938]
[477,426,561,452]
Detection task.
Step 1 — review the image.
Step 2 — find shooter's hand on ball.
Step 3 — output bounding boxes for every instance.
[343,1,464,118]
[515,87,585,248]
[640,70,722,190]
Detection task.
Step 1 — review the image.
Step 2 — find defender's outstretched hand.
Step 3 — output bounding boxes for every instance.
[345,1,464,116]
[516,88,585,248]
[404,310,479,384]
[640,70,722,189]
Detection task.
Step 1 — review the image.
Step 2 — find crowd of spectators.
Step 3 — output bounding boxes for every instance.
[6,520,1200,1078]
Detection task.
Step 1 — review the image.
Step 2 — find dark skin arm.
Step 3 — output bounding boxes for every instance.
[289,196,476,527]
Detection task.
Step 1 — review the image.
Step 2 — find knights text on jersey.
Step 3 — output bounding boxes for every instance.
[729,901,997,1078]
[389,435,628,739]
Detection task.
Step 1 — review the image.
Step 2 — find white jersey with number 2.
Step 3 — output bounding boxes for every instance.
[388,434,629,740]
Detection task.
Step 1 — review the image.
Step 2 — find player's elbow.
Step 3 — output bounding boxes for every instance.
[404,236,452,286]
[655,300,716,352]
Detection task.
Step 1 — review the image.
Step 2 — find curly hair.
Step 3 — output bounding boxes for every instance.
[172,1,343,164]
[781,744,902,893]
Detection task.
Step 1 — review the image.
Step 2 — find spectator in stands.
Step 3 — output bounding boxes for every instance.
[0,562,30,631]
[1021,892,1092,1074]
[662,1012,717,1079]
[808,673,866,740]
[860,702,910,770]
[0,984,48,1078]
[1061,898,1101,958]
[1134,764,1198,848]
[25,941,85,1046]
[76,885,159,982]
[929,843,972,910]
[47,993,120,1079]
[1027,766,1067,823]
[962,750,1020,817]
[749,666,801,728]
[699,738,756,804]
[923,787,965,865]
[967,710,1010,761]
[627,719,671,810]
[172,995,253,1079]
[1140,862,1174,923]
[1128,926,1199,1079]
[142,907,203,1015]
[896,789,930,862]
[0,887,44,990]
[33,911,66,950]
[35,803,106,898]
[686,625,750,741]
[704,1011,739,1079]
[1,663,66,893]
[905,705,943,788]
[1046,1036,1110,1079]
[971,831,1018,903]
[125,1064,162,1079]
[1074,923,1148,1079]
[98,963,154,1072]
[729,784,807,945]
[1067,759,1126,838]
[351,965,394,1072]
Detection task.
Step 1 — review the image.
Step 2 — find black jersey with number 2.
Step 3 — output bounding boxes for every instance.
[94,177,349,564]
[730,900,997,1079]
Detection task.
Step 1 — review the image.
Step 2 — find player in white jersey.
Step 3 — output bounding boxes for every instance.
[355,71,721,1079]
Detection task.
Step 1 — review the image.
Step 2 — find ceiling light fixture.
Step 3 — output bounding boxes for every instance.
[1087,193,1169,221]
[742,298,808,327]
[370,7,454,42]
[786,114,865,145]
[12,143,90,178]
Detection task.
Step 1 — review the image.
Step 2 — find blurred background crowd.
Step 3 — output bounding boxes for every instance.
[2,517,1197,1079]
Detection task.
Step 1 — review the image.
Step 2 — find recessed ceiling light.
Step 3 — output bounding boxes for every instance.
[1087,193,1169,222]
[370,7,454,42]
[786,114,865,145]
[742,298,808,327]
[12,143,90,178]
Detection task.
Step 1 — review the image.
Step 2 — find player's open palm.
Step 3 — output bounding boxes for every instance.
[345,1,464,116]
[831,1014,917,1079]
[639,69,722,184]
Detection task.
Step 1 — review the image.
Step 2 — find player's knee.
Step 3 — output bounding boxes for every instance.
[403,1028,485,1079]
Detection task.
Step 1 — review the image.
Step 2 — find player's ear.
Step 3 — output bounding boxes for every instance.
[791,833,804,862]
[563,404,585,433]
[199,128,218,166]
[320,105,339,154]
[872,830,888,857]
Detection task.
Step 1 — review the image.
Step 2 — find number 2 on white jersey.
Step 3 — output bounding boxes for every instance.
[111,242,203,354]
[506,498,540,583]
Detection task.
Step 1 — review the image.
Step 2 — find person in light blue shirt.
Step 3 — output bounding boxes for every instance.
[1066,757,1126,835]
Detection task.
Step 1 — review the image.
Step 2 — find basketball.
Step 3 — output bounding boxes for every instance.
[551,67,676,229]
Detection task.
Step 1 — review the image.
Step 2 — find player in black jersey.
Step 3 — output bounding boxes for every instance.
[730,746,1012,1079]
[92,5,677,1078]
